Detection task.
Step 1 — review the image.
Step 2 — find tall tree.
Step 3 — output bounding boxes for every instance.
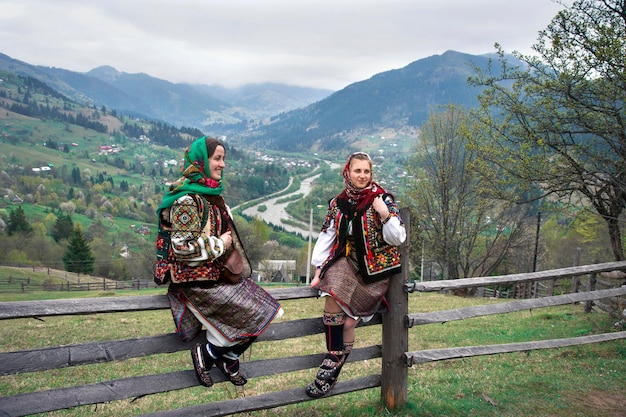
[51,213,74,242]
[405,106,530,280]
[62,225,95,275]
[6,206,32,236]
[469,0,626,260]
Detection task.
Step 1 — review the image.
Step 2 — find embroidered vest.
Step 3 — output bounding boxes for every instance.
[322,196,402,284]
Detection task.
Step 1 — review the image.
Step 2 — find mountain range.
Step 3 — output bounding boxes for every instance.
[0,50,499,152]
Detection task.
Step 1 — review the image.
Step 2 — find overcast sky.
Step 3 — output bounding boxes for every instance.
[1,0,567,91]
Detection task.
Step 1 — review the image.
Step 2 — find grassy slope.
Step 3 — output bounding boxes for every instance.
[0,290,624,417]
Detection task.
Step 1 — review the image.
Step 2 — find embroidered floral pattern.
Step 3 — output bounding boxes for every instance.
[159,194,225,284]
[321,197,402,283]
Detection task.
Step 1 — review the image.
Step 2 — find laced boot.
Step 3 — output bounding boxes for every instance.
[305,311,346,398]
[306,350,345,398]
[190,343,215,387]
[216,351,247,386]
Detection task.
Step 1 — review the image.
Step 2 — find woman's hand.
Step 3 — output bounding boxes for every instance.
[372,195,390,218]
[220,230,233,250]
[310,268,322,287]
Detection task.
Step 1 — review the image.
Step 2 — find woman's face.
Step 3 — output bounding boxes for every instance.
[209,145,226,181]
[349,158,372,189]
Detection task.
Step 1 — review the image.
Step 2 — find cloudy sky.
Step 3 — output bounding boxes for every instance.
[1,0,567,91]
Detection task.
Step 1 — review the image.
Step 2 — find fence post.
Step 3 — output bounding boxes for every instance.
[572,247,581,294]
[584,272,597,313]
[381,207,409,410]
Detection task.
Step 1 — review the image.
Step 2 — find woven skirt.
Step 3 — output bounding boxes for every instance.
[318,256,389,318]
[168,278,281,342]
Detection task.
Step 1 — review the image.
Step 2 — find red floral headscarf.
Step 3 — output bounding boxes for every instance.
[337,152,385,212]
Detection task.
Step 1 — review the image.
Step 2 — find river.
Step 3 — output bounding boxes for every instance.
[242,174,322,238]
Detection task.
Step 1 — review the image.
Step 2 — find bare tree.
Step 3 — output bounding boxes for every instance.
[470,0,626,260]
[405,106,531,281]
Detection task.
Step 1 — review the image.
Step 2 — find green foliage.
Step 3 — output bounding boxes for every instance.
[6,206,32,236]
[51,213,74,242]
[62,226,95,275]
[278,234,306,249]
[404,106,533,279]
[469,0,626,260]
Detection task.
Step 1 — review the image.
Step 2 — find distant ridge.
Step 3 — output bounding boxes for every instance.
[0,50,512,153]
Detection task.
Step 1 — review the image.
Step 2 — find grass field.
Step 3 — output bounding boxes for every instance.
[0,287,624,417]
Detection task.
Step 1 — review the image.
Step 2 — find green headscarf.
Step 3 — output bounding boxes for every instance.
[157,136,225,214]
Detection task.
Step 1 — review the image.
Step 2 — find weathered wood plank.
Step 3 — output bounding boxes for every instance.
[139,374,382,417]
[0,286,319,320]
[264,285,320,300]
[381,208,409,410]
[0,333,190,375]
[407,287,626,327]
[0,294,169,319]
[404,331,626,365]
[0,346,382,417]
[0,316,382,376]
[407,261,626,293]
[0,370,197,417]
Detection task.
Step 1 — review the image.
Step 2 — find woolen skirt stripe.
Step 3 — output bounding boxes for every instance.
[171,278,281,342]
[318,256,389,317]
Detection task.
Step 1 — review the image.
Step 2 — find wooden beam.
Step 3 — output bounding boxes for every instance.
[406,260,626,293]
[0,316,383,376]
[381,208,409,410]
[404,331,626,365]
[0,286,321,320]
[0,347,382,417]
[139,375,382,417]
[406,287,626,327]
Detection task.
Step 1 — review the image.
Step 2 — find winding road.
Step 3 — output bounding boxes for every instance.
[242,174,322,238]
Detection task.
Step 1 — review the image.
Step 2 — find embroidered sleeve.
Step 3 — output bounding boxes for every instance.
[320,199,338,233]
[170,195,223,264]
[381,200,406,246]
[311,218,336,267]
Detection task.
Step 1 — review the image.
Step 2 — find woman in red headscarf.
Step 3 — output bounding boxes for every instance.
[305,152,406,398]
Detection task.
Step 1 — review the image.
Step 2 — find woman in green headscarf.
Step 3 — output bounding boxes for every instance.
[155,136,282,388]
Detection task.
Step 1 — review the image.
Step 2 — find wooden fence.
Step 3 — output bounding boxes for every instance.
[0,278,157,293]
[404,263,626,369]
[1,208,626,416]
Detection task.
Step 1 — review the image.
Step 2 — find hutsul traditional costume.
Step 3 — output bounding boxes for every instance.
[155,136,282,388]
[306,152,406,398]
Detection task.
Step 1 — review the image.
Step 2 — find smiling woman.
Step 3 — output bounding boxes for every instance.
[305,151,406,398]
[154,136,283,388]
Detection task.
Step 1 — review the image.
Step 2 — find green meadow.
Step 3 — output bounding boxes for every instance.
[0,282,624,417]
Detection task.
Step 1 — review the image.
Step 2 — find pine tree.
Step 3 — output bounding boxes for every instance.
[51,213,74,242]
[62,226,95,275]
[7,206,33,236]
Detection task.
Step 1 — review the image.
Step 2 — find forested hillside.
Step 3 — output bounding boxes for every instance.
[0,70,315,280]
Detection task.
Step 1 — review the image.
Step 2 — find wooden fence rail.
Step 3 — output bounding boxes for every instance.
[0,280,158,293]
[0,285,383,417]
[1,207,626,416]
